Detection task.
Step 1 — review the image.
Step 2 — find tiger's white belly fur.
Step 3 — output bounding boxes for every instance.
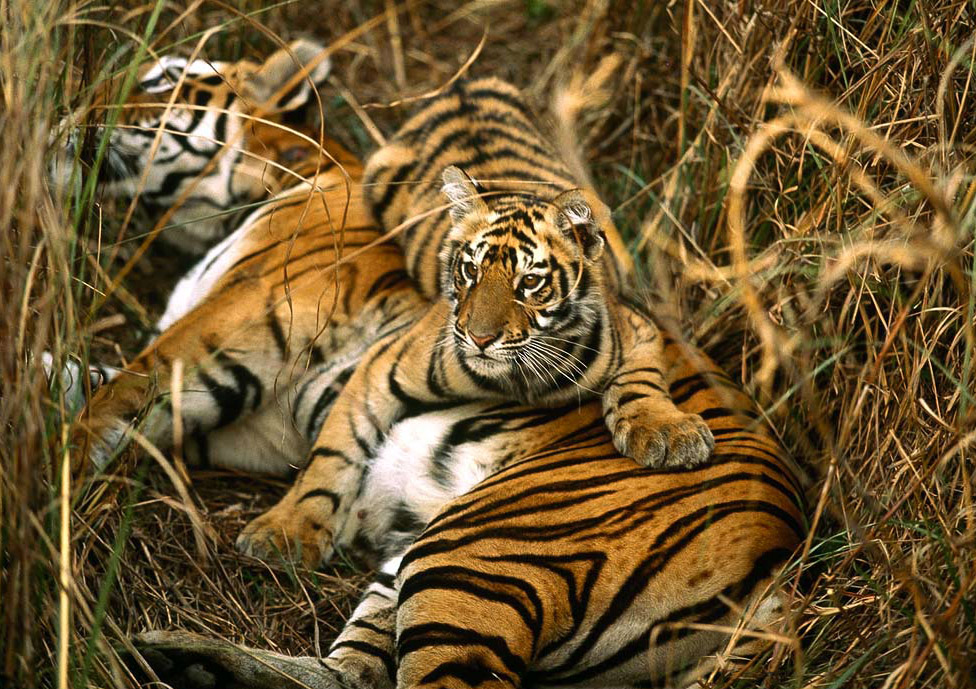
[156,205,262,333]
[336,404,504,558]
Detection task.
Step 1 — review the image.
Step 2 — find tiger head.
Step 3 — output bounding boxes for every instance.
[50,39,331,253]
[439,165,611,395]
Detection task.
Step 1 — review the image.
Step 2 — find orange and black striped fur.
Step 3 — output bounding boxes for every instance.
[235,77,717,566]
[65,41,427,473]
[53,40,331,254]
[359,78,714,470]
[60,45,804,688]
[145,335,804,689]
[236,82,716,563]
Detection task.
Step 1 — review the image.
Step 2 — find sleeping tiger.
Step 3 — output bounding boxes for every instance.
[51,40,333,255]
[234,77,717,564]
[58,42,804,688]
[61,40,427,474]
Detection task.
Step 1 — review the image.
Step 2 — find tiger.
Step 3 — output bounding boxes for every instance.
[139,334,804,689]
[58,43,804,688]
[357,78,716,472]
[232,78,718,565]
[51,39,333,255]
[61,40,427,474]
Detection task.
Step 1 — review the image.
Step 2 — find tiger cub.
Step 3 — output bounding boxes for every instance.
[332,78,713,469]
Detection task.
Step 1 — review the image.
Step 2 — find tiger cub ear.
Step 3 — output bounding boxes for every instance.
[441,166,488,223]
[550,189,607,260]
[243,39,331,112]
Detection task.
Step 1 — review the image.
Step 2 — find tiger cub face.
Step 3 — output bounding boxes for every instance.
[50,40,330,253]
[439,165,609,386]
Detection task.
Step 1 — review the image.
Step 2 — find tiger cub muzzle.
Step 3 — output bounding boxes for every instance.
[454,264,530,356]
[442,166,608,379]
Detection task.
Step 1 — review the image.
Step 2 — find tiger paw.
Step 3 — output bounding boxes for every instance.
[236,503,334,568]
[612,410,714,469]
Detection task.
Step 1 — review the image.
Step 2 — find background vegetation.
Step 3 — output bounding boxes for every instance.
[1,0,974,687]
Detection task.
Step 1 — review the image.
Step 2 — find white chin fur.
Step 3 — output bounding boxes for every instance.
[462,351,509,375]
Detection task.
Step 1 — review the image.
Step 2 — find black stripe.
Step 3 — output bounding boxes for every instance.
[349,619,394,636]
[365,268,410,300]
[543,501,799,675]
[329,639,396,682]
[266,306,288,358]
[699,405,761,421]
[396,622,527,678]
[398,566,543,646]
[421,661,513,688]
[368,161,415,225]
[196,353,262,428]
[308,445,356,467]
[297,488,339,510]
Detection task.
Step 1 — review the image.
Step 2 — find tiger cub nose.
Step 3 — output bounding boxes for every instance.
[468,330,500,350]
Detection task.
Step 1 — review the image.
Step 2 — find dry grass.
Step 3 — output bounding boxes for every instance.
[2,0,975,687]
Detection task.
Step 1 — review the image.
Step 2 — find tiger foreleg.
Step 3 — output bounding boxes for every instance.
[68,294,317,474]
[236,307,449,568]
[602,307,714,469]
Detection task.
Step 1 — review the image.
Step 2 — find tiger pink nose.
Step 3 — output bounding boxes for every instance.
[468,330,500,350]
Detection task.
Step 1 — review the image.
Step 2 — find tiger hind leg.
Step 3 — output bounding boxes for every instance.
[394,565,534,689]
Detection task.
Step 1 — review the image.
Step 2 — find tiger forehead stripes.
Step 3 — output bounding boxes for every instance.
[51,40,332,254]
[442,177,611,393]
[367,78,624,299]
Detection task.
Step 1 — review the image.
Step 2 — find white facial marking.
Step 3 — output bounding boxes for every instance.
[139,57,224,93]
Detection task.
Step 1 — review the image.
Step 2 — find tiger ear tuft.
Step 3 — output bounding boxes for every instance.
[551,189,607,260]
[243,39,331,112]
[441,166,487,223]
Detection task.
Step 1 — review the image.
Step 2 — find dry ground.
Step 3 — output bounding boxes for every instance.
[2,1,975,687]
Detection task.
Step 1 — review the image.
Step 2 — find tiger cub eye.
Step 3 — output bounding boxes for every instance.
[521,274,542,290]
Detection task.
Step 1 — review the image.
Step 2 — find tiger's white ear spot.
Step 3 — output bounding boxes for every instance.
[552,189,607,260]
[560,199,593,227]
[284,39,332,88]
[441,166,487,223]
[243,39,331,111]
